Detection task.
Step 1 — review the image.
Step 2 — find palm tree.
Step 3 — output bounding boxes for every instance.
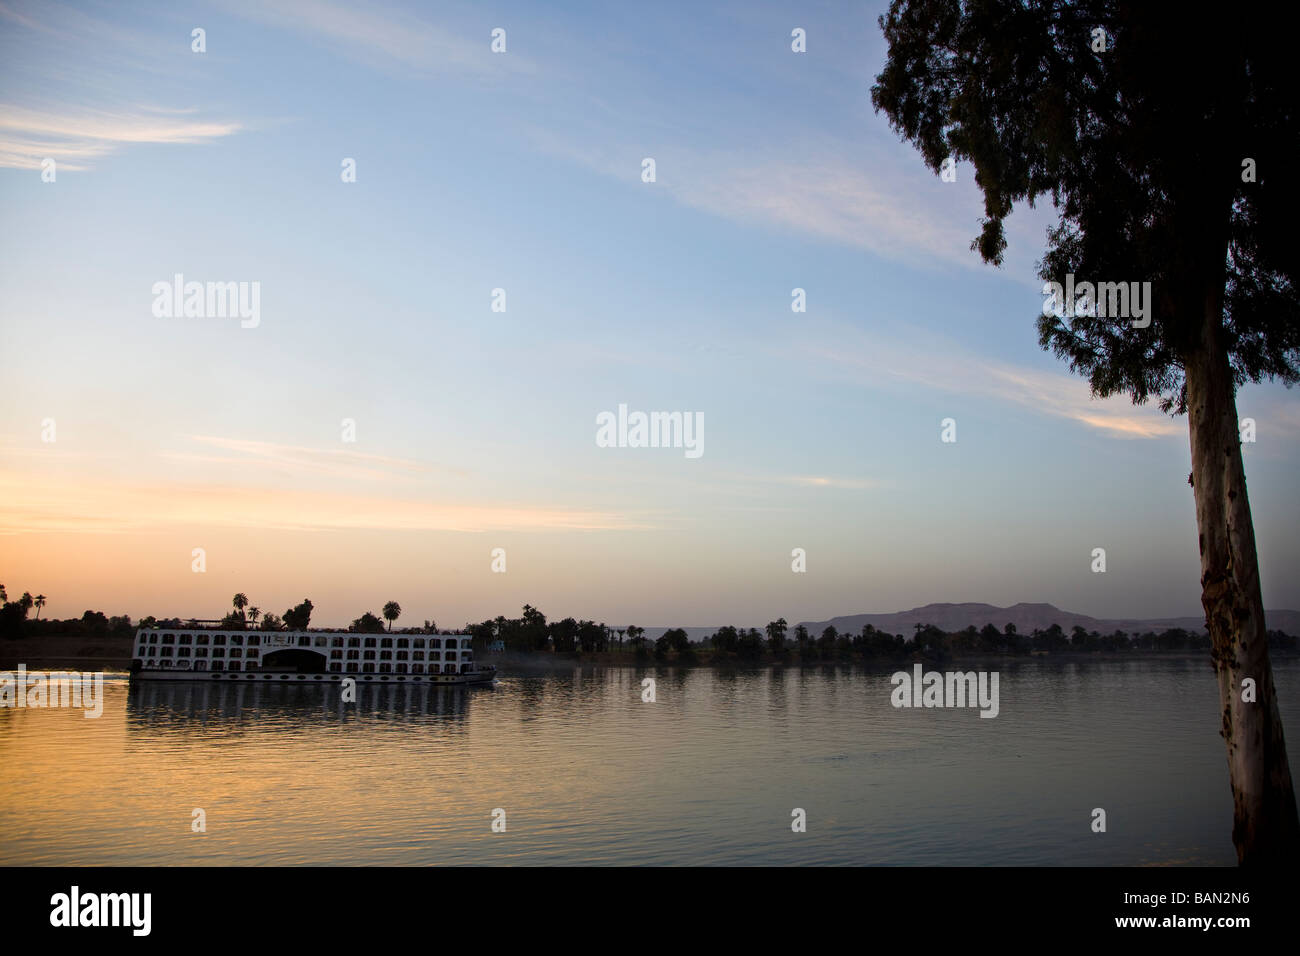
[232,593,248,616]
[382,601,402,632]
[33,594,46,620]
[248,606,260,626]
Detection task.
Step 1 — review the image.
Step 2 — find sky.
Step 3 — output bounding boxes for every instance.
[1,0,1298,629]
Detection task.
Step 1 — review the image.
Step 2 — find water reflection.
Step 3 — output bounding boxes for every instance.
[1,660,1295,865]
[126,677,478,728]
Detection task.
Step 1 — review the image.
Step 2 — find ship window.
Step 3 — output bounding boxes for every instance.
[330,650,342,660]
[195,648,208,657]
[363,650,376,661]
[429,639,441,649]
[161,647,174,657]
[230,635,243,646]
[379,663,392,673]
[229,649,242,658]
[178,648,191,657]
[246,649,258,658]
[247,635,260,646]
[362,664,374,673]
[194,660,207,671]
[329,663,342,673]
[162,634,175,644]
[298,636,311,647]
[347,650,360,660]
[413,639,424,649]
[396,638,408,648]
[149,634,159,643]
[211,661,223,671]
[444,639,458,649]
[381,638,393,648]
[379,651,392,660]
[196,635,209,645]
[315,636,327,647]
[228,662,241,671]
[179,634,192,645]
[348,637,360,648]
[411,664,423,674]
[412,651,424,661]
[213,635,226,646]
[364,638,377,648]
[331,637,344,648]
[395,651,408,661]
[211,648,224,657]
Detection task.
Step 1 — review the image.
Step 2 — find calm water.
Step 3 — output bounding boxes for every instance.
[3,659,1297,865]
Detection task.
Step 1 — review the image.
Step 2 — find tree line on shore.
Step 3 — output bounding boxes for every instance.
[0,589,436,640]
[5,587,1296,661]
[465,607,1299,662]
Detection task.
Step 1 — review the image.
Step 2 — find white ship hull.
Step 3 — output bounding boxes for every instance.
[129,628,497,686]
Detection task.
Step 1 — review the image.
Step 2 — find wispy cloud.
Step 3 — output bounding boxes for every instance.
[0,472,651,535]
[169,435,462,483]
[528,126,1044,276]
[219,0,534,77]
[0,105,241,170]
[784,475,880,490]
[807,330,1183,439]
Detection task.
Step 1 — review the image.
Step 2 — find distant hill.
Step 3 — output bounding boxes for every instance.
[797,602,1300,639]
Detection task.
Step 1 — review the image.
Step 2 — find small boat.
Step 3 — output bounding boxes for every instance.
[129,627,498,686]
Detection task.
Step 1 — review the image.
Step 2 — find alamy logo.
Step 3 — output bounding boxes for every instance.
[890,664,1000,718]
[596,403,703,459]
[1042,273,1151,328]
[50,886,151,936]
[0,665,103,718]
[152,273,260,328]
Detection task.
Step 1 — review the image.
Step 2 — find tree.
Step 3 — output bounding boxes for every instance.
[382,601,402,631]
[0,588,29,639]
[871,0,1298,863]
[521,604,549,651]
[247,606,260,626]
[766,618,789,654]
[33,594,46,620]
[232,593,248,616]
[259,612,284,631]
[283,599,313,630]
[793,623,811,658]
[549,617,579,654]
[350,611,386,633]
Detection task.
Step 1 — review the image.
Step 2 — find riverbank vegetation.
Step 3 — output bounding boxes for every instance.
[3,588,1295,666]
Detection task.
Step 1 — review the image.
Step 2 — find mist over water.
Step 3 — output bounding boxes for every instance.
[3,659,1296,865]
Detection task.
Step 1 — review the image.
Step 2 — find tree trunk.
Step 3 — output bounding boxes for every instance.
[1184,300,1300,866]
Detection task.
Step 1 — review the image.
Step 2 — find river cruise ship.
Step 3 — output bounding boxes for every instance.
[129,627,497,685]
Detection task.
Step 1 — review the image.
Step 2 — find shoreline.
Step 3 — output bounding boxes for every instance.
[5,634,1292,673]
